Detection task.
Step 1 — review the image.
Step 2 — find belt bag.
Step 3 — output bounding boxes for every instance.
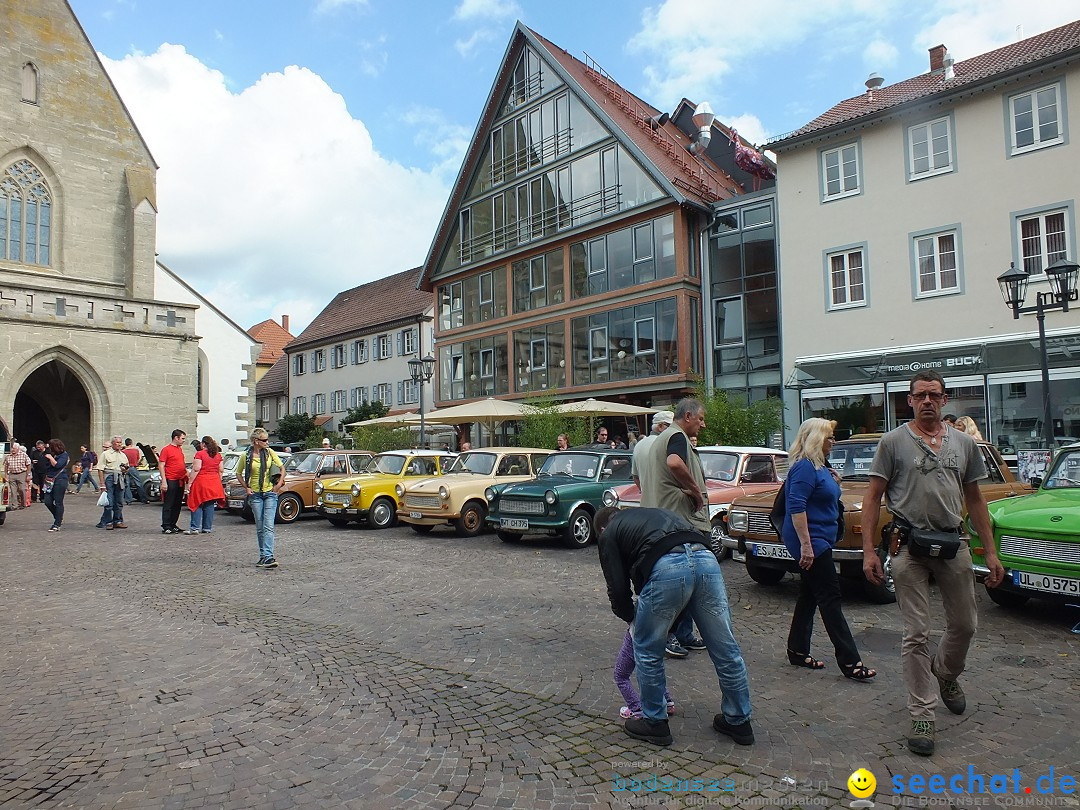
[907,528,962,560]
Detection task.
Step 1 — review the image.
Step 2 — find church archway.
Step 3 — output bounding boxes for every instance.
[10,350,106,454]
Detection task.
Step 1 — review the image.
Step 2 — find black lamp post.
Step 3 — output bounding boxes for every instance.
[997,257,1080,449]
[408,354,436,449]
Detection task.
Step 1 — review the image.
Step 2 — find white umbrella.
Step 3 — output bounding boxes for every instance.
[420,398,530,443]
[554,398,655,417]
[345,411,425,428]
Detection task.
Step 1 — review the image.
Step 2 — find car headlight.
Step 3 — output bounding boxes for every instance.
[351,483,361,497]
[314,481,324,494]
[485,487,496,502]
[602,489,618,507]
[439,485,450,500]
[728,510,748,532]
[395,483,405,498]
[544,489,557,505]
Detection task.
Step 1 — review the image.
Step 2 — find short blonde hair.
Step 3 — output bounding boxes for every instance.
[954,416,983,441]
[789,418,836,468]
[250,427,269,442]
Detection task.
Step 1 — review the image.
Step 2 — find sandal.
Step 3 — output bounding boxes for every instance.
[787,649,825,669]
[841,662,876,680]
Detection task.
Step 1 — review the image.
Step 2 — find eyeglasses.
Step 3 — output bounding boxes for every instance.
[910,392,945,402]
[254,438,267,443]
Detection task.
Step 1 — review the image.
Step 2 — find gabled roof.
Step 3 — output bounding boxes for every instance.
[248,318,294,366]
[285,267,430,352]
[769,19,1080,149]
[419,23,743,288]
[255,354,288,398]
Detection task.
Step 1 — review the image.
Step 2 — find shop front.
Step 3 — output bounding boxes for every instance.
[788,331,1080,458]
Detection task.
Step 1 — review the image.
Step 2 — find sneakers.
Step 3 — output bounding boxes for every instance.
[161,527,182,534]
[624,717,672,746]
[47,526,60,532]
[105,524,115,530]
[713,715,755,745]
[257,557,279,569]
[908,719,935,756]
[113,523,128,529]
[185,529,200,535]
[619,701,675,720]
[680,635,707,651]
[256,556,267,567]
[933,666,967,715]
[665,636,689,658]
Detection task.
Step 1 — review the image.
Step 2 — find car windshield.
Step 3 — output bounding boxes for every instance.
[539,452,599,479]
[446,452,496,475]
[701,452,739,482]
[287,451,323,474]
[828,441,880,480]
[1043,449,1080,488]
[222,453,241,473]
[370,454,407,475]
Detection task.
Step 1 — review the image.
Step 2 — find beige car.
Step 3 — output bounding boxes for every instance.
[398,447,551,537]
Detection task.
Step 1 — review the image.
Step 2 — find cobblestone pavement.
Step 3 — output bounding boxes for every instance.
[2,494,1078,809]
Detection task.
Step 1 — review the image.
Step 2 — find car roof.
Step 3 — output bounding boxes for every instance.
[375,449,457,457]
[697,445,788,456]
[460,447,551,453]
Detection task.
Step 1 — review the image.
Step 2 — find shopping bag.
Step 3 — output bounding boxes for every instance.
[96,491,110,507]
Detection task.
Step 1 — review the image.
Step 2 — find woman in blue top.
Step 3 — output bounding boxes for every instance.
[42,438,71,532]
[783,418,875,680]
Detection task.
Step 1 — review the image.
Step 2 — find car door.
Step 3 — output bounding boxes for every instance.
[977,444,1025,499]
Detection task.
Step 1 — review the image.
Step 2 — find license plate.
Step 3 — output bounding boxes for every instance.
[322,506,341,514]
[751,543,793,560]
[1014,570,1080,595]
[227,499,244,509]
[409,511,423,519]
[501,518,529,530]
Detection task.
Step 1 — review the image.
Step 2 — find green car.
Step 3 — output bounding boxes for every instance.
[484,449,633,548]
[970,444,1080,609]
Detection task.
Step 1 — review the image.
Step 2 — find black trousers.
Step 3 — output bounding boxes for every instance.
[786,547,861,668]
[161,479,185,530]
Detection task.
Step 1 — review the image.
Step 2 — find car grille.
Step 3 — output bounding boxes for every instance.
[323,493,351,504]
[405,494,440,509]
[747,512,778,537]
[500,498,545,515]
[1001,535,1080,566]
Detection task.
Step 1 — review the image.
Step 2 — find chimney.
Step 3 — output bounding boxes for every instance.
[929,44,947,72]
[281,315,290,333]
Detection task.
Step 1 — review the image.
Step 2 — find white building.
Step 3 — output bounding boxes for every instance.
[768,21,1080,454]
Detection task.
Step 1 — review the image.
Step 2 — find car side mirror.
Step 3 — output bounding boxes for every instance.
[1030,476,1042,488]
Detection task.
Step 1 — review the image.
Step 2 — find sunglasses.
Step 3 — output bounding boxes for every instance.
[910,392,945,402]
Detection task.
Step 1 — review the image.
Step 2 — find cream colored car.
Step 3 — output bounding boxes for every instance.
[398,447,551,537]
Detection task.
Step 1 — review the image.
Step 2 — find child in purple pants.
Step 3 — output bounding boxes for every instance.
[614,628,676,719]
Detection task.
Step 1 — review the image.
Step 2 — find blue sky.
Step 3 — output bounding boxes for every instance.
[66,0,1078,334]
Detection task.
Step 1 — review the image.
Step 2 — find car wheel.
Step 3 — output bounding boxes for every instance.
[368,497,397,530]
[745,558,786,585]
[985,585,1030,609]
[327,518,350,528]
[141,481,159,503]
[497,530,522,543]
[561,507,594,549]
[863,545,898,604]
[710,519,732,561]
[410,524,434,534]
[0,510,6,525]
[454,501,487,537]
[276,493,303,524]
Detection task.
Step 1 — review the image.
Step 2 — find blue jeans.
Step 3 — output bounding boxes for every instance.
[249,492,278,559]
[189,502,216,532]
[76,467,99,493]
[104,475,125,526]
[632,544,752,724]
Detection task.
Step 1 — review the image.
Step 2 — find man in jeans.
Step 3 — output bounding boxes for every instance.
[157,429,188,534]
[237,428,286,568]
[96,436,129,530]
[595,505,754,747]
[862,370,1003,756]
[4,442,31,509]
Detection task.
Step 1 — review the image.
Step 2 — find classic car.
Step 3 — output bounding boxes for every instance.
[225,448,373,523]
[397,447,551,537]
[723,435,1029,603]
[969,443,1080,609]
[601,446,789,556]
[315,449,457,529]
[485,449,633,548]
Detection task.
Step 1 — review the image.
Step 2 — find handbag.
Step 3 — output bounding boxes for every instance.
[906,528,962,560]
[43,477,54,495]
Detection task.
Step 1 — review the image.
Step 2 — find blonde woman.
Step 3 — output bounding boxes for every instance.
[783,418,875,680]
[236,427,286,568]
[954,416,983,441]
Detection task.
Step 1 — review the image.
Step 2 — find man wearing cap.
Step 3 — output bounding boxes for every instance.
[322,437,331,449]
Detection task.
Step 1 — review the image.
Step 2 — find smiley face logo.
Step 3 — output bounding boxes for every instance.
[848,768,876,798]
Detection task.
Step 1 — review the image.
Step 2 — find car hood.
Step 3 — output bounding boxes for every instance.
[988,489,1080,535]
[322,472,394,491]
[731,480,874,511]
[408,473,487,493]
[500,476,597,496]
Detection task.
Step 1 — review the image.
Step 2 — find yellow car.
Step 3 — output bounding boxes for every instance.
[398,447,551,537]
[315,450,458,529]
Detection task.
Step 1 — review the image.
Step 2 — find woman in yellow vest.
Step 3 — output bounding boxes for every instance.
[236,428,286,568]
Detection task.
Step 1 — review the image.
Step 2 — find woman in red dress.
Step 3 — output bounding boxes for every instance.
[186,436,226,534]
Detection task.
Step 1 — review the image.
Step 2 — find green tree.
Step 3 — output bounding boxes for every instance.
[693,385,784,448]
[341,401,389,426]
[277,413,316,445]
[517,391,594,449]
[350,425,415,454]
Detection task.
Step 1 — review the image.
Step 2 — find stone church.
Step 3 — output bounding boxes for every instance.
[0,0,245,451]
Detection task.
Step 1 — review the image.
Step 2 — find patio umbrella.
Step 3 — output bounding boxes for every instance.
[344,411,425,428]
[554,398,655,417]
[420,398,530,444]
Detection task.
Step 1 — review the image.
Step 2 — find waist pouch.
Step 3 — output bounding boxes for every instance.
[907,528,962,560]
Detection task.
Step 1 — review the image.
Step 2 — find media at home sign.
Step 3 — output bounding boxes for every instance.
[883,355,983,375]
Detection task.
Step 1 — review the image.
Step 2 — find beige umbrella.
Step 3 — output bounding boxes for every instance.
[345,411,425,428]
[420,398,530,444]
[554,398,655,417]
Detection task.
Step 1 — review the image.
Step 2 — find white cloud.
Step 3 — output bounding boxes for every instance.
[863,37,899,71]
[314,0,368,14]
[913,0,1078,63]
[452,0,521,22]
[100,44,448,333]
[400,105,473,183]
[358,35,389,77]
[454,28,498,59]
[722,114,770,149]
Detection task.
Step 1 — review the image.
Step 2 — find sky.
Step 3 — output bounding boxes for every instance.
[65,0,1079,336]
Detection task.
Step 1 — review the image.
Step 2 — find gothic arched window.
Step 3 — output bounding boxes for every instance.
[1,159,52,266]
[21,62,39,104]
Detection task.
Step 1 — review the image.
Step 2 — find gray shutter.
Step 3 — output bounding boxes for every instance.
[396,332,404,356]
[397,381,404,404]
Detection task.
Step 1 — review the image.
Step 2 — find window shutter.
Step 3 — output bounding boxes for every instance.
[371,336,379,359]
[412,327,419,353]
[397,332,404,356]
[397,381,404,404]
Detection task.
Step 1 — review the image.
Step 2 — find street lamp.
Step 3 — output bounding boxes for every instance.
[998,257,1080,449]
[408,354,436,449]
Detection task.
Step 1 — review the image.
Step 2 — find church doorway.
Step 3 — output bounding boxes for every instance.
[13,360,92,453]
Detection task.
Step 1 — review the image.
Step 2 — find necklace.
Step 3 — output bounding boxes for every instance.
[912,422,943,445]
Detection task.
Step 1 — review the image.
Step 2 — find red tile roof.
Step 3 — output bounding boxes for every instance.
[770,19,1080,148]
[248,318,294,366]
[285,267,429,351]
[255,354,288,398]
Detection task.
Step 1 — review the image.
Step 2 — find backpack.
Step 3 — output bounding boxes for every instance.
[89,451,98,465]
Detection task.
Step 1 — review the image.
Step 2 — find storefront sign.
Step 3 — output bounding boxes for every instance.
[880,354,983,375]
